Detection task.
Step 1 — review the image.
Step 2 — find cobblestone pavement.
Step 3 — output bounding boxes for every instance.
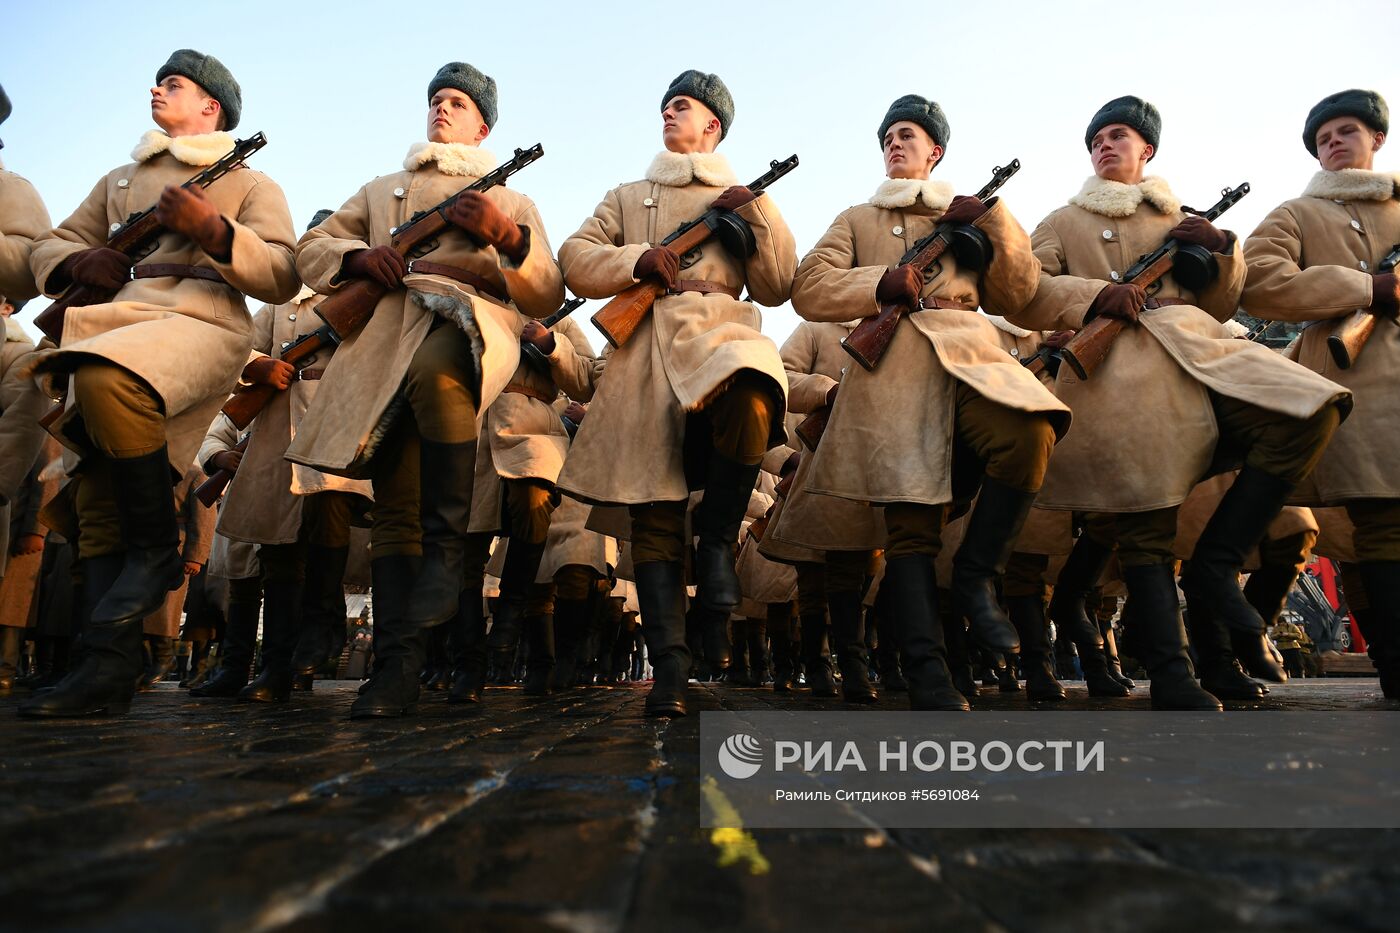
[1,680,1395,932]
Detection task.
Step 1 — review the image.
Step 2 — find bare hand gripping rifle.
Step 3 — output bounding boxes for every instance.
[1058,182,1250,380]
[590,155,799,348]
[33,132,269,344]
[194,433,250,508]
[841,159,1021,371]
[217,144,545,431]
[1324,241,1400,369]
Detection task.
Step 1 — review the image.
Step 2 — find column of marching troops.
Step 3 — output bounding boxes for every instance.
[0,48,1396,722]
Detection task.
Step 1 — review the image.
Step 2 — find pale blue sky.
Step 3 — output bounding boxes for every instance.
[4,0,1397,349]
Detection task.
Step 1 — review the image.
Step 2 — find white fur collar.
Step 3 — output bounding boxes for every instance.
[1069,175,1181,218]
[869,177,954,211]
[978,310,1033,338]
[5,317,31,343]
[645,151,738,187]
[404,142,496,178]
[131,130,236,166]
[1302,168,1400,202]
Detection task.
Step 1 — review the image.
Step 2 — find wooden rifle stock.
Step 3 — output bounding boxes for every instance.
[1059,182,1251,380]
[33,132,269,344]
[590,155,800,348]
[747,510,772,543]
[195,435,250,507]
[219,322,341,429]
[795,404,832,451]
[308,277,388,346]
[1325,243,1399,369]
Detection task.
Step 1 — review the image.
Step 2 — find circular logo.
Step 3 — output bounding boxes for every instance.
[718,733,764,779]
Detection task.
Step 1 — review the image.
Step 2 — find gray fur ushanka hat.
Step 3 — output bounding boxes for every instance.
[661,70,734,139]
[1304,89,1388,156]
[157,49,242,130]
[878,95,950,151]
[429,62,498,129]
[1084,95,1160,158]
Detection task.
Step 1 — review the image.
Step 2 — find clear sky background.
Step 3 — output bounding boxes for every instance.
[3,0,1396,350]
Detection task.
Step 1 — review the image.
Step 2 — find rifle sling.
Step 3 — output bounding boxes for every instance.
[133,264,229,286]
[917,297,974,311]
[1144,297,1190,310]
[407,260,508,303]
[668,279,741,299]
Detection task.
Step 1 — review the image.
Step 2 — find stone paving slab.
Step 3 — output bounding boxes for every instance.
[0,680,1394,932]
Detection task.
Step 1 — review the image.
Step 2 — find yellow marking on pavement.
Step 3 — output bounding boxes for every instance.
[701,776,770,875]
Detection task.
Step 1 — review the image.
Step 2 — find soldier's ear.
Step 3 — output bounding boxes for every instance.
[475,121,491,145]
[1374,131,1386,152]
[1141,143,1155,163]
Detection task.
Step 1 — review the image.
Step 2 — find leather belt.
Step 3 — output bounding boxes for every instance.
[669,279,741,299]
[918,297,974,311]
[1145,297,1190,310]
[503,382,555,403]
[407,260,508,303]
[295,368,324,381]
[132,263,228,286]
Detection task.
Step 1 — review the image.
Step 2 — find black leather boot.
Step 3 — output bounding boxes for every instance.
[291,543,349,692]
[405,439,477,627]
[486,600,522,685]
[1180,466,1294,682]
[798,611,837,696]
[448,587,487,704]
[635,561,691,717]
[692,454,762,621]
[745,617,769,687]
[1358,562,1400,700]
[769,606,795,693]
[941,595,978,699]
[91,449,184,626]
[138,635,176,690]
[829,592,877,703]
[1183,584,1266,701]
[873,601,908,692]
[1122,563,1223,711]
[20,555,140,718]
[240,580,303,703]
[1049,536,1130,697]
[1007,595,1066,701]
[0,626,25,696]
[552,597,591,692]
[950,479,1030,654]
[521,612,555,695]
[884,555,969,711]
[1101,616,1136,689]
[352,555,425,718]
[191,596,259,697]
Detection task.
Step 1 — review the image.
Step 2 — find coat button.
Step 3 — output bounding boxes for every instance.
[393,187,406,198]
[1109,271,1120,281]
[1102,229,1113,240]
[1360,261,1370,271]
[110,222,122,232]
[893,225,904,236]
[643,197,655,207]
[1351,219,1362,230]
[116,178,129,188]
[1010,348,1020,358]
[288,313,297,321]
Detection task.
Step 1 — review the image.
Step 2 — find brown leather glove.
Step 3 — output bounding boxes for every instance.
[243,356,295,389]
[1088,283,1146,323]
[1043,329,1076,349]
[940,194,987,226]
[634,247,679,288]
[521,319,556,354]
[156,185,232,258]
[445,192,526,262]
[63,247,131,290]
[342,246,407,289]
[563,400,587,424]
[12,533,44,556]
[1168,215,1230,253]
[876,265,922,307]
[710,185,755,213]
[210,450,243,473]
[1369,272,1400,318]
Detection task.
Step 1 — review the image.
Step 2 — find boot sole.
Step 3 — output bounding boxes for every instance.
[19,698,133,718]
[645,703,687,718]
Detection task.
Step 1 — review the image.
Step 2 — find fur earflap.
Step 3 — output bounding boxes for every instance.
[645,151,738,187]
[977,310,1034,338]
[131,130,236,166]
[1069,174,1181,217]
[1302,168,1400,201]
[868,177,954,211]
[404,142,496,178]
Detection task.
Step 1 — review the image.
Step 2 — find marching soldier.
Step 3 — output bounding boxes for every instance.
[0,83,52,309]
[1014,96,1349,710]
[21,50,299,718]
[1241,88,1399,698]
[557,69,797,717]
[793,95,1069,711]
[198,210,374,702]
[285,63,564,718]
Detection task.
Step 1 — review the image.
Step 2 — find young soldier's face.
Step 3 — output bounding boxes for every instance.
[428,89,489,146]
[1314,116,1385,172]
[1090,123,1154,184]
[661,96,720,154]
[149,74,221,134]
[882,122,942,180]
